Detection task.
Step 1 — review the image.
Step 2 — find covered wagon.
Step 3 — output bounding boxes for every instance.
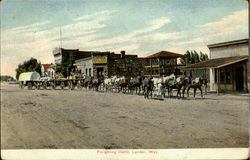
[18,72,41,89]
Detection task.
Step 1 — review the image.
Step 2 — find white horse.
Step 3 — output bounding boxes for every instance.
[151,77,166,97]
[104,76,119,92]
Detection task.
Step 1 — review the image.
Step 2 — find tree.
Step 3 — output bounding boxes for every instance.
[55,52,76,77]
[15,58,41,79]
[0,75,14,81]
[180,50,208,65]
[199,51,209,62]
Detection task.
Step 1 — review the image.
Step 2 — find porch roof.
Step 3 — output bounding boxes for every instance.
[183,56,248,70]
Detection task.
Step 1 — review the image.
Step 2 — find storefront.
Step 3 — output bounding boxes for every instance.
[183,39,249,94]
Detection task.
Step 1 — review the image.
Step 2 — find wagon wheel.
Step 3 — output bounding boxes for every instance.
[51,82,56,89]
[35,82,40,90]
[27,82,32,90]
[77,81,82,90]
[68,81,74,90]
[60,82,65,90]
[43,81,48,90]
[19,82,24,89]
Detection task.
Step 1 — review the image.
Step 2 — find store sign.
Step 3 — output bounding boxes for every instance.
[93,57,107,64]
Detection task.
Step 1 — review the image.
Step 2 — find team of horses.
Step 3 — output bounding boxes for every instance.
[77,74,208,99]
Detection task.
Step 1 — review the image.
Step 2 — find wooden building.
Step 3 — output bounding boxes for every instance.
[183,39,249,94]
[143,51,184,77]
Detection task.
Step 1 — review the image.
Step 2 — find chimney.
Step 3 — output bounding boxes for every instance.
[120,51,125,58]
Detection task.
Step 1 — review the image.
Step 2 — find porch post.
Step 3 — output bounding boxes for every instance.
[217,68,220,95]
[203,69,206,79]
[158,58,160,76]
[150,58,152,77]
[245,61,249,93]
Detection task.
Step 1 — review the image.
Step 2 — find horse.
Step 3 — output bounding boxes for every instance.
[151,77,166,98]
[104,76,118,92]
[201,78,208,95]
[142,77,154,99]
[117,77,130,93]
[128,76,144,94]
[83,77,93,89]
[91,77,103,91]
[186,77,208,98]
[164,74,190,98]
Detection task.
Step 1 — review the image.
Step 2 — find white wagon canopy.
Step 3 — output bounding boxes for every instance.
[19,72,40,82]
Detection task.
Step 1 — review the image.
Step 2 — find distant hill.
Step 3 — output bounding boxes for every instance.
[0,75,15,81]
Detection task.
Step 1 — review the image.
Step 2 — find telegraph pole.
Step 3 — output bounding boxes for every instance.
[60,26,62,49]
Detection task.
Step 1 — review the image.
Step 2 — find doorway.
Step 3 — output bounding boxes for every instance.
[235,66,244,91]
[97,67,104,78]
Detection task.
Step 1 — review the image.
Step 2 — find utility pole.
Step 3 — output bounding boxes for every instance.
[60,26,62,49]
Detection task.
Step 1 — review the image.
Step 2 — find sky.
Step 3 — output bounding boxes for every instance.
[1,0,248,78]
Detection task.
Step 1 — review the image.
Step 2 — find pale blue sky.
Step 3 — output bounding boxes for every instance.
[1,0,248,77]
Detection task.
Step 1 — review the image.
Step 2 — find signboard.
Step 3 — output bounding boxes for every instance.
[93,56,107,64]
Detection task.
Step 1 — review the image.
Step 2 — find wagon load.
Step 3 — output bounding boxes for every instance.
[19,72,41,89]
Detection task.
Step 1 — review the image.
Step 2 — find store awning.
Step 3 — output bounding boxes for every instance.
[183,56,248,70]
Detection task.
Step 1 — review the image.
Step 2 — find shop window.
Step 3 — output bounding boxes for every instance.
[225,66,231,84]
[215,67,231,84]
[220,68,225,82]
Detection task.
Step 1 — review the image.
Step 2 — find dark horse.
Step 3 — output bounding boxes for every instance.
[91,77,103,91]
[164,75,191,98]
[128,76,144,94]
[142,77,154,99]
[187,77,207,98]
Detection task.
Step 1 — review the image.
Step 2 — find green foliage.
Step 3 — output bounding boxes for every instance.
[0,75,14,81]
[15,58,41,79]
[180,50,208,65]
[55,52,76,77]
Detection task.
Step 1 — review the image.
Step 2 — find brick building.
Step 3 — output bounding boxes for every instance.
[74,50,184,79]
[74,51,144,78]
[53,47,97,64]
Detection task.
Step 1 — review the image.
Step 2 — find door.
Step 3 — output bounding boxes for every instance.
[235,66,244,91]
[97,67,104,78]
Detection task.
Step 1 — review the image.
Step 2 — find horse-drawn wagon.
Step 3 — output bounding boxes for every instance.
[19,72,41,89]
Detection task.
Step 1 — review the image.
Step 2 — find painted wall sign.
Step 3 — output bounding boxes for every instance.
[93,57,107,64]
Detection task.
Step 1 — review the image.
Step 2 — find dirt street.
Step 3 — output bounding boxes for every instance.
[1,83,249,149]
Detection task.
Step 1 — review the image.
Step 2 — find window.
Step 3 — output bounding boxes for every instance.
[89,68,91,77]
[116,67,120,74]
[86,68,88,75]
[225,66,231,83]
[128,67,132,73]
[215,66,231,84]
[220,68,225,82]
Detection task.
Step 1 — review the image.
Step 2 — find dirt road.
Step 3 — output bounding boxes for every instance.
[1,83,249,149]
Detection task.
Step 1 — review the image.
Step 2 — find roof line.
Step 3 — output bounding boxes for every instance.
[183,56,248,70]
[215,57,248,68]
[207,39,249,49]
